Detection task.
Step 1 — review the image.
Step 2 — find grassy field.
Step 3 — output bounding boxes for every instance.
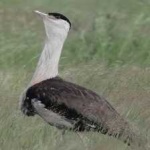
[0,0,150,149]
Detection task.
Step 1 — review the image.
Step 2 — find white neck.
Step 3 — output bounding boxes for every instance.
[29,18,69,86]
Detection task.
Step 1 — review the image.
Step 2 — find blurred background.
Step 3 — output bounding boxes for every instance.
[0,0,150,149]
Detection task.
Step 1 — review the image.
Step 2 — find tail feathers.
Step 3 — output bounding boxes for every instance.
[107,123,148,149]
[120,127,147,149]
[104,116,148,149]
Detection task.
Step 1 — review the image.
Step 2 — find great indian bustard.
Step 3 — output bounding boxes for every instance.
[20,10,147,149]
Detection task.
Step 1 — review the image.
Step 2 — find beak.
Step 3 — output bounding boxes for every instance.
[34,10,48,18]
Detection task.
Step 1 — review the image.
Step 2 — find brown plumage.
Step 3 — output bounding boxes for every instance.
[21,77,147,149]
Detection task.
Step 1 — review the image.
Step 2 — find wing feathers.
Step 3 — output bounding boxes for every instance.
[31,99,73,129]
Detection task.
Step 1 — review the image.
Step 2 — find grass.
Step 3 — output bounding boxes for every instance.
[0,0,150,149]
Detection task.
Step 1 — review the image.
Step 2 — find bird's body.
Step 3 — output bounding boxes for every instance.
[20,10,147,149]
[22,76,126,133]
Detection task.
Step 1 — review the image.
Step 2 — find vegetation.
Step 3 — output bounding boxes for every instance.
[0,0,150,149]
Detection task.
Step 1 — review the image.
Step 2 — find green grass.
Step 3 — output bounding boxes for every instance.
[0,0,150,149]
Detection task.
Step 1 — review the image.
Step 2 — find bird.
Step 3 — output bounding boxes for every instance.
[20,10,147,149]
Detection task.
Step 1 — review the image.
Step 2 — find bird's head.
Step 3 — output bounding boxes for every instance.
[34,10,71,40]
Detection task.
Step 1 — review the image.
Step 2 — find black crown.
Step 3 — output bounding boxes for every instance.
[48,12,71,28]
